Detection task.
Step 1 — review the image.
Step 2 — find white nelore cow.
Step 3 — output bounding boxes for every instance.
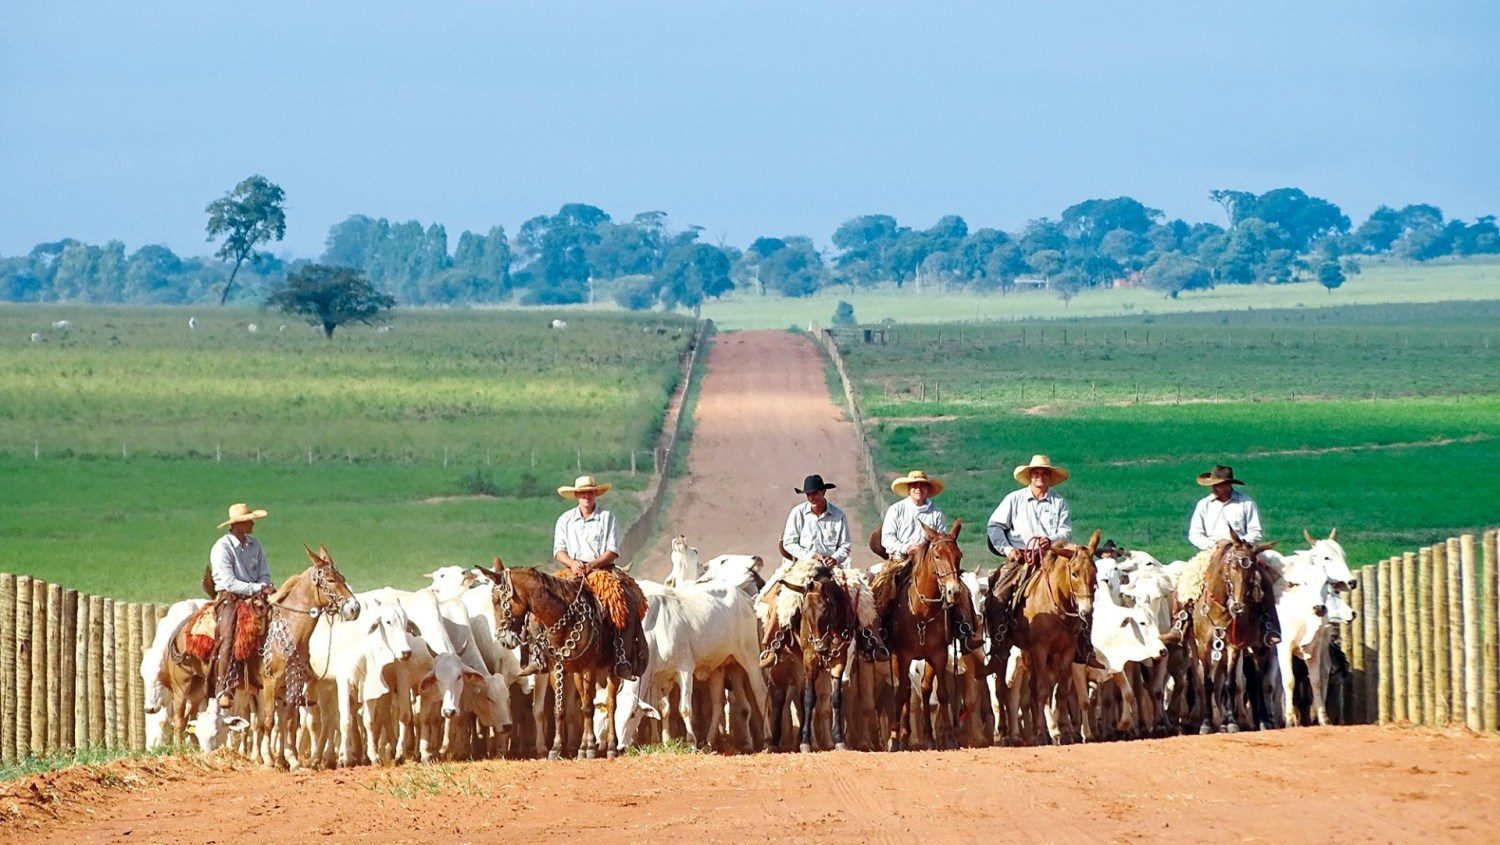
[1088,576,1168,738]
[664,535,700,587]
[306,601,413,767]
[610,577,767,754]
[357,588,470,760]
[424,565,480,603]
[1266,529,1356,726]
[550,319,568,329]
[697,554,764,598]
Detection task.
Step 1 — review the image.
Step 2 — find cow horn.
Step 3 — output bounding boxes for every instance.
[1304,529,1316,547]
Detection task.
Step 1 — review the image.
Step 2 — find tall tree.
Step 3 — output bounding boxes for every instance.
[205,174,286,304]
[266,264,394,338]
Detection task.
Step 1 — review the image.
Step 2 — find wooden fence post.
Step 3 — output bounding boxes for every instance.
[1417,547,1433,724]
[1462,534,1481,731]
[74,593,90,748]
[1433,542,1451,724]
[1390,556,1408,722]
[1376,558,1392,724]
[45,583,62,753]
[30,579,49,755]
[88,596,105,744]
[1484,529,1498,733]
[1401,552,1420,724]
[102,597,116,747]
[126,604,142,749]
[1448,538,1464,719]
[14,576,31,759]
[1360,567,1378,724]
[0,574,14,762]
[113,601,129,748]
[60,589,77,751]
[1348,574,1366,723]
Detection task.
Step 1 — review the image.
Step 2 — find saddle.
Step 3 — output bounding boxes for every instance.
[177,596,267,663]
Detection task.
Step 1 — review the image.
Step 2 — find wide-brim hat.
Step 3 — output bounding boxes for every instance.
[795,474,837,495]
[1013,454,1069,486]
[218,502,268,529]
[891,470,944,497]
[558,475,612,500]
[1197,465,1245,487]
[1097,539,1124,557]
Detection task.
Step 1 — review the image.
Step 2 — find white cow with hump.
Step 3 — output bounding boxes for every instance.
[305,601,413,767]
[356,587,470,761]
[143,598,251,751]
[1265,529,1356,726]
[1089,552,1169,738]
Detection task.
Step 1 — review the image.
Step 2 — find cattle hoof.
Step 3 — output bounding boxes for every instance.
[1198,724,1212,736]
[586,748,599,760]
[606,748,618,760]
[834,742,847,751]
[1224,724,1239,734]
[1259,721,1276,732]
[547,750,561,761]
[886,739,900,753]
[798,743,812,754]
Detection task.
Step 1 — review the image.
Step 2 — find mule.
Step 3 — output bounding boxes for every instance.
[253,545,361,769]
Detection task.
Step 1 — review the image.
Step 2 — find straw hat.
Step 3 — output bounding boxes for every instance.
[218,502,268,529]
[891,470,945,497]
[1196,465,1245,487]
[557,475,612,500]
[1013,454,1069,486]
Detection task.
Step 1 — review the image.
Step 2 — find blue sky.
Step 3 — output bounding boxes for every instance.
[2,2,1496,257]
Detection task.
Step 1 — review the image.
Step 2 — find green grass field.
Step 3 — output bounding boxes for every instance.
[703,257,1500,330]
[836,301,1500,569]
[0,306,693,600]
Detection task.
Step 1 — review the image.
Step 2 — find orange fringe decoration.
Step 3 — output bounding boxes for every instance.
[585,570,646,630]
[233,601,264,661]
[184,605,217,661]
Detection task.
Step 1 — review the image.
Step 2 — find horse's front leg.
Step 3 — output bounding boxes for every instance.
[798,661,817,753]
[766,669,788,752]
[921,659,941,750]
[548,667,566,761]
[1071,662,1094,743]
[602,675,619,759]
[831,662,847,751]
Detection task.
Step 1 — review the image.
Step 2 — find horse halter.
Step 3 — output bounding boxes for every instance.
[275,564,358,621]
[914,536,963,608]
[490,568,524,648]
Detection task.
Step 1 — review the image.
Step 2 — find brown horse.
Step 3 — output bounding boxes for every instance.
[995,531,1100,745]
[765,565,858,753]
[253,545,361,769]
[481,560,622,760]
[1188,529,1277,734]
[879,520,975,751]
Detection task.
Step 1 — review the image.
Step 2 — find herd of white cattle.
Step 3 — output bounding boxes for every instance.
[141,533,1356,767]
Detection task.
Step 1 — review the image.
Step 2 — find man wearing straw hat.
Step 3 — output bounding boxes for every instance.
[878,469,984,652]
[1183,464,1279,643]
[984,455,1074,624]
[553,475,648,679]
[208,503,274,707]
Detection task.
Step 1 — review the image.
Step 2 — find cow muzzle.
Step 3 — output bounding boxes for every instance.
[339,599,361,621]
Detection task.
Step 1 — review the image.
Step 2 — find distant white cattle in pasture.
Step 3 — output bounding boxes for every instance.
[188,316,197,330]
[550,319,568,329]
[30,332,42,343]
[52,320,70,329]
[247,323,259,333]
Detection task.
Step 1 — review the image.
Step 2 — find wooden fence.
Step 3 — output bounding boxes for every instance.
[1348,529,1499,730]
[0,573,168,762]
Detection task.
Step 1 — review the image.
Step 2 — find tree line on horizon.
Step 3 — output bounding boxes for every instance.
[3,183,1497,310]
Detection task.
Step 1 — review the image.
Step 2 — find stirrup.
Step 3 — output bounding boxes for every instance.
[759,648,777,668]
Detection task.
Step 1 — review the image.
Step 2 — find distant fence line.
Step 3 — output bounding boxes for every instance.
[809,323,883,520]
[619,319,712,563]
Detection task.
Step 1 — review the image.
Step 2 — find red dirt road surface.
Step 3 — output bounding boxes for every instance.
[4,727,1497,842]
[636,330,871,580]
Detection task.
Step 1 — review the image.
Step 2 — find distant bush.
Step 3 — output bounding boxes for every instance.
[457,466,501,497]
[832,300,856,325]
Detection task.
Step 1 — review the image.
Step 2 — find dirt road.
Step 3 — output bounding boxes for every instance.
[635,330,870,580]
[5,726,1497,842]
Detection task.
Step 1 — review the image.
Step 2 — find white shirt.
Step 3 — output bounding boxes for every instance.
[553,506,620,561]
[782,501,851,564]
[986,488,1072,555]
[881,498,948,557]
[1188,490,1262,550]
[210,533,272,597]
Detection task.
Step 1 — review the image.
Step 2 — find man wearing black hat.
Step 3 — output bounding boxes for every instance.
[1188,465,1263,550]
[782,474,851,567]
[760,474,851,665]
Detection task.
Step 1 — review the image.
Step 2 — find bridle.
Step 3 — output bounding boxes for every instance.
[270,564,355,620]
[911,536,963,608]
[802,579,854,664]
[491,568,597,665]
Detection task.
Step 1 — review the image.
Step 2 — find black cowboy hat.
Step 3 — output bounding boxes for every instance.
[1097,539,1125,557]
[1196,465,1245,487]
[795,474,837,495]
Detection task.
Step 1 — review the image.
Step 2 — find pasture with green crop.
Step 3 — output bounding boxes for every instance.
[836,301,1500,569]
[0,306,694,600]
[702,256,1500,330]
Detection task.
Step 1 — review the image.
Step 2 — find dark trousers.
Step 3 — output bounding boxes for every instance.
[211,593,241,697]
